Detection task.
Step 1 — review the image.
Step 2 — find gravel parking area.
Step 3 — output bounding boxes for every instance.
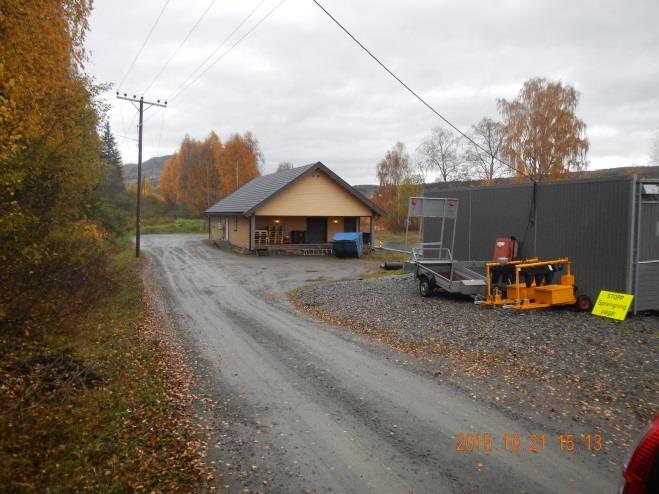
[294,274,658,463]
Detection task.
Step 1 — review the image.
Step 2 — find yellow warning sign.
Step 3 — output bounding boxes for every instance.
[592,290,634,320]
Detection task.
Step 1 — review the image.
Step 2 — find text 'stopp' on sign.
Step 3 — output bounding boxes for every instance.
[592,290,634,321]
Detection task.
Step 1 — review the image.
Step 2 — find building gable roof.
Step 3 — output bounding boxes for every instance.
[204,162,385,217]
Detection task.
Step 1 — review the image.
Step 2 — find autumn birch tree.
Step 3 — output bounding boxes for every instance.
[375,142,411,230]
[159,131,263,216]
[218,132,262,196]
[498,78,589,181]
[187,132,222,216]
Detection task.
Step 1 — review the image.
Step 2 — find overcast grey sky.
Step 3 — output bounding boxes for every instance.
[86,0,659,184]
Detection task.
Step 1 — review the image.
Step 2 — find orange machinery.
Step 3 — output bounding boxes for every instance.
[483,257,580,310]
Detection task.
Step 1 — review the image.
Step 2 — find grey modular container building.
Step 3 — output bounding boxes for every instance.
[423,175,659,313]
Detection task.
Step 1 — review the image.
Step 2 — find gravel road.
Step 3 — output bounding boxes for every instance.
[143,234,622,493]
[296,274,658,465]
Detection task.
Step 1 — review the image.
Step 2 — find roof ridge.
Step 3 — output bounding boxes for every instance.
[203,162,385,217]
[204,163,320,215]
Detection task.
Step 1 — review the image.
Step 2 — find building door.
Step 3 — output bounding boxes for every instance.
[634,183,659,312]
[307,217,327,243]
[344,217,357,232]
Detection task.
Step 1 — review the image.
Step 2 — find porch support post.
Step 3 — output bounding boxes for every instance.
[250,214,256,251]
[370,214,376,248]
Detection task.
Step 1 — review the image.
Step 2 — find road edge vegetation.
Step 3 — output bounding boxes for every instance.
[140,218,207,235]
[0,242,211,491]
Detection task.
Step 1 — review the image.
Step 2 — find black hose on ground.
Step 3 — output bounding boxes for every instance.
[381,262,404,270]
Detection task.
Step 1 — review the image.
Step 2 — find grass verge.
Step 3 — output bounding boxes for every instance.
[376,229,419,244]
[365,249,410,263]
[140,218,206,234]
[0,242,206,492]
[357,268,405,280]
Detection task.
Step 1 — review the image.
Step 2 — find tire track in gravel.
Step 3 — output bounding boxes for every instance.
[142,234,618,493]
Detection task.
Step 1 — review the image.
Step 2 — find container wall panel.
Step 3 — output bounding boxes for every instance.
[467,186,535,261]
[534,179,632,299]
[638,200,659,261]
[635,263,659,311]
[424,177,635,301]
[635,193,659,311]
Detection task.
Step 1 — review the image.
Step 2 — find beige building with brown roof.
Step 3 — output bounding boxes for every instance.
[204,162,384,252]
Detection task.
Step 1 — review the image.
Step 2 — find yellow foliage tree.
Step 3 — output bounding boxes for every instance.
[187,131,222,216]
[498,78,589,181]
[217,132,263,197]
[159,131,263,216]
[375,142,411,231]
[160,153,182,206]
[1,0,114,328]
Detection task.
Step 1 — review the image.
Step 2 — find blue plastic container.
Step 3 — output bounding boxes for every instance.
[332,232,363,258]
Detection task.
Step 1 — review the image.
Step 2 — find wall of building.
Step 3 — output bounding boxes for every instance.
[255,171,372,217]
[423,176,636,303]
[327,217,345,240]
[209,215,226,241]
[256,216,307,232]
[227,215,250,249]
[209,215,250,248]
[255,215,350,242]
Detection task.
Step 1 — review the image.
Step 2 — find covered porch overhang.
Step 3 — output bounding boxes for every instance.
[248,214,377,251]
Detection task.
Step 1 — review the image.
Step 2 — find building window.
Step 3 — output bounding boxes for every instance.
[234,216,238,232]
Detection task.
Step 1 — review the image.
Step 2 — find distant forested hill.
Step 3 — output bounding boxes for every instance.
[123,155,172,184]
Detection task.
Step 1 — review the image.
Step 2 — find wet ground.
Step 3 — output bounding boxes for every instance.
[142,234,620,493]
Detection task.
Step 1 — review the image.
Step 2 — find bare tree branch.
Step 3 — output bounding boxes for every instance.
[417,127,465,182]
[464,117,507,181]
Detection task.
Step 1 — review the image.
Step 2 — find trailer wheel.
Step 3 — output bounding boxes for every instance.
[576,295,593,312]
[419,277,433,297]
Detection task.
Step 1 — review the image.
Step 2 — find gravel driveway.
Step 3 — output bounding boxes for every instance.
[143,235,622,493]
[294,274,658,463]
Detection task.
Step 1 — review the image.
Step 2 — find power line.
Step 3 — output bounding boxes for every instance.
[117,0,173,91]
[310,0,526,179]
[142,0,271,125]
[169,0,286,102]
[143,0,282,124]
[116,133,139,142]
[117,97,128,136]
[166,0,269,102]
[157,104,167,150]
[142,0,218,95]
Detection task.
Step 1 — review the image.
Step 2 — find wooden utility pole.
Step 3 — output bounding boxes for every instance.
[116,92,167,257]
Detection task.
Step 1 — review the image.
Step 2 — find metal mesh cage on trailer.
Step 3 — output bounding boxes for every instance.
[407,197,458,218]
[406,197,459,250]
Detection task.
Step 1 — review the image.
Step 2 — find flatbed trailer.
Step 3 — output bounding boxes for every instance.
[406,197,486,297]
[412,244,486,297]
